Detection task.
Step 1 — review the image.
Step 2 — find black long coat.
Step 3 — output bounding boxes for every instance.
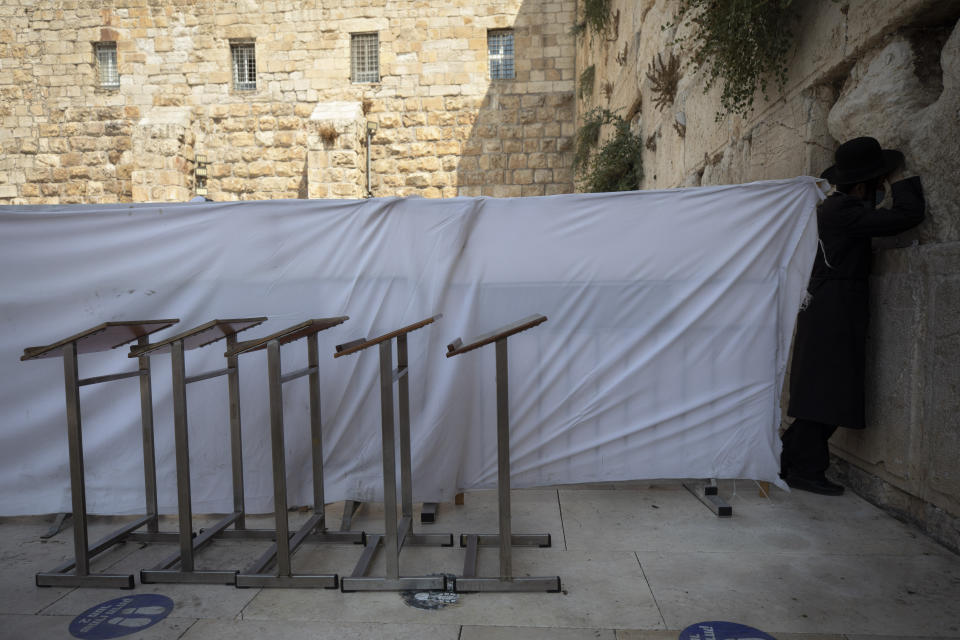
[787,177,925,428]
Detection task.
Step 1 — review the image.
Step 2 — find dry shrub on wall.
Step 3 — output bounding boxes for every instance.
[318,123,338,145]
[668,0,801,118]
[646,52,681,111]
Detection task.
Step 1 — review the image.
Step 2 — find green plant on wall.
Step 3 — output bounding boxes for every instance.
[571,0,613,38]
[574,108,644,193]
[578,65,596,100]
[669,0,800,117]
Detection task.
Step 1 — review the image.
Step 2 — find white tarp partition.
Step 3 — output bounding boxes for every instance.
[0,177,823,516]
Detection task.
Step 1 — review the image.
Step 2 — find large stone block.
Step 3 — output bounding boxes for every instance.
[828,37,940,150]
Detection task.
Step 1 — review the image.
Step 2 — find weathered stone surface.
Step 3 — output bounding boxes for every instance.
[1,0,577,202]
[828,38,940,150]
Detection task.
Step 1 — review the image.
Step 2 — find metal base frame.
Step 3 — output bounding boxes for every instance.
[421,502,438,523]
[683,479,733,517]
[35,514,175,589]
[454,576,562,593]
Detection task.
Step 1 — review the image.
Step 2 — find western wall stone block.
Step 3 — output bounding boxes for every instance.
[513,169,533,184]
[228,132,256,147]
[502,139,522,154]
[277,116,301,130]
[508,154,527,169]
[419,157,441,171]
[19,183,40,197]
[248,161,273,177]
[397,159,417,173]
[220,118,250,133]
[220,177,245,192]
[491,184,522,198]
[405,173,430,187]
[402,113,428,127]
[275,131,297,146]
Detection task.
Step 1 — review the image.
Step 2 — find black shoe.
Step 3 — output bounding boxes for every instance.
[785,473,845,496]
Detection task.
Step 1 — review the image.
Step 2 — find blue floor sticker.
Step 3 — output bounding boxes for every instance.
[69,594,174,639]
[679,620,777,640]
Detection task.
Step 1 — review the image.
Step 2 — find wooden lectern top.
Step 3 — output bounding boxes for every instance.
[333,314,443,358]
[445,314,547,358]
[225,317,349,357]
[129,317,268,357]
[21,320,179,361]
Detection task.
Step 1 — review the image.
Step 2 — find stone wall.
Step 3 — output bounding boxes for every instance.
[577,0,960,549]
[0,0,576,203]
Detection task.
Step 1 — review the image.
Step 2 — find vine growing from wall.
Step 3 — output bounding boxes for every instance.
[667,0,801,118]
[574,108,644,193]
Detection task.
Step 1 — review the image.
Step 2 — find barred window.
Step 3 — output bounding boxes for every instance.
[95,42,119,88]
[351,33,379,83]
[488,29,514,80]
[231,42,257,91]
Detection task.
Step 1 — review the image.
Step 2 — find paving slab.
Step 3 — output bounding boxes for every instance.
[615,631,678,640]
[243,549,664,630]
[639,549,960,636]
[559,484,945,555]
[461,626,615,639]
[846,636,960,640]
[0,516,147,615]
[617,631,848,640]
[181,619,459,640]
[0,613,196,640]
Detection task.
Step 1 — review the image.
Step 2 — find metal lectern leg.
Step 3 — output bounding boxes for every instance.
[63,341,89,578]
[267,339,292,578]
[397,335,414,524]
[137,335,160,533]
[308,333,326,526]
[379,342,401,581]
[495,338,513,580]
[226,334,246,531]
[171,340,195,573]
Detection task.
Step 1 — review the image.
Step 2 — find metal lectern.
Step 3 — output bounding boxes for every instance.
[228,318,365,588]
[22,320,179,588]
[129,318,268,584]
[445,314,561,593]
[334,314,454,592]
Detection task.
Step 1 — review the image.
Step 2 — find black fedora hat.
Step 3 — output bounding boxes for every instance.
[822,136,903,185]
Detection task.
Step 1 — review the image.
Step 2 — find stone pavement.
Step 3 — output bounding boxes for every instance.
[2,481,959,640]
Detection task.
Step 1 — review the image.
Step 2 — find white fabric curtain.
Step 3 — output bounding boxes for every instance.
[0,178,823,516]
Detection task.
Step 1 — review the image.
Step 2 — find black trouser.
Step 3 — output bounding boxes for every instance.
[781,418,838,479]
